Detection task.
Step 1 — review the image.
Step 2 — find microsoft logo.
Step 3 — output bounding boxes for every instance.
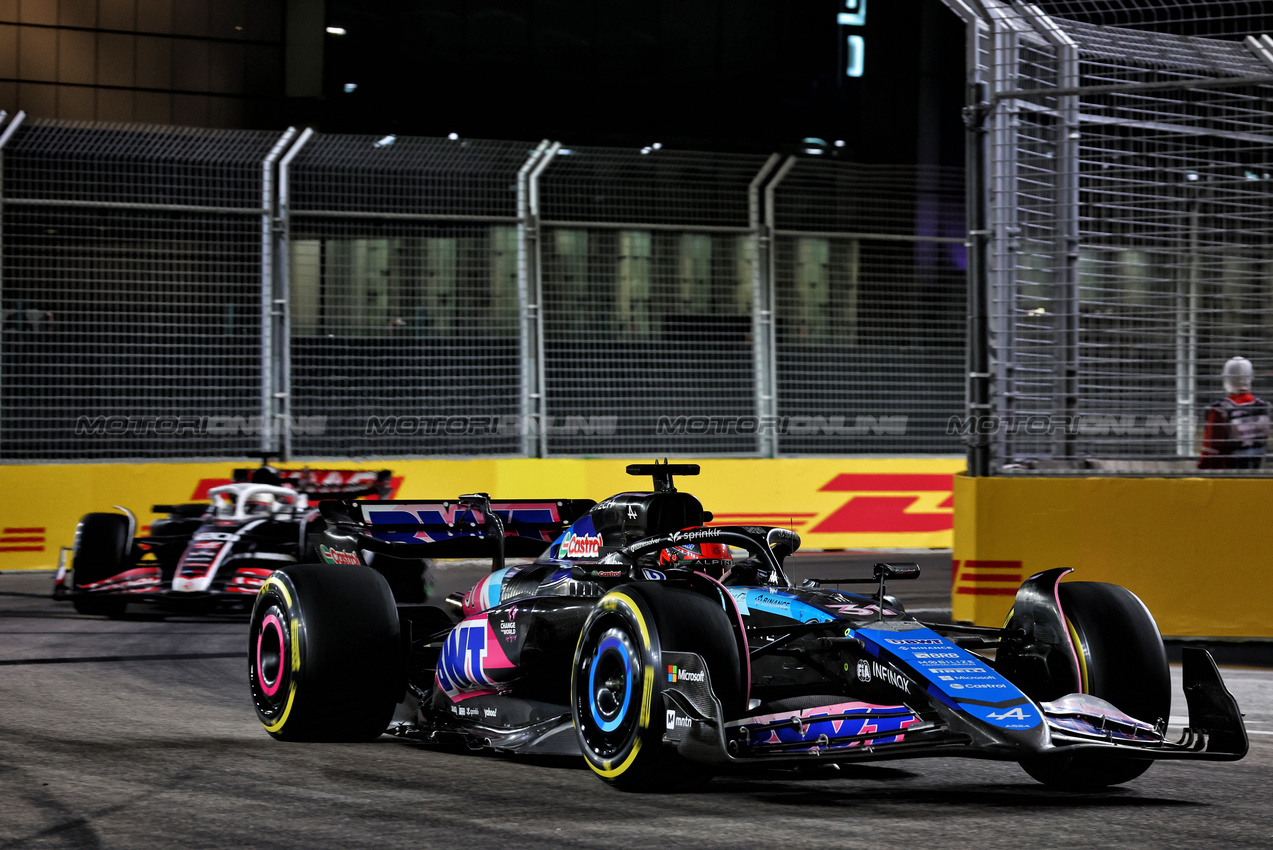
[667,664,704,684]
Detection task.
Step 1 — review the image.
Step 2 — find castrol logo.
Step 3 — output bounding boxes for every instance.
[563,531,602,559]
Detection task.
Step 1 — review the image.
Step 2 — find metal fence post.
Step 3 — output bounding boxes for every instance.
[761,156,797,458]
[748,154,781,457]
[517,140,551,457]
[0,110,21,454]
[260,127,297,458]
[527,141,561,458]
[275,127,314,461]
[1020,5,1080,461]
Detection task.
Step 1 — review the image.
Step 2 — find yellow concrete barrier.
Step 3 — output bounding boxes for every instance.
[0,457,963,571]
[953,473,1273,638]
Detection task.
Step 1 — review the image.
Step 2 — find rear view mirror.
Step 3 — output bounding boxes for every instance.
[873,562,921,581]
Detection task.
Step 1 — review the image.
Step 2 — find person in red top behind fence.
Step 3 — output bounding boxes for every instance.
[1199,356,1271,470]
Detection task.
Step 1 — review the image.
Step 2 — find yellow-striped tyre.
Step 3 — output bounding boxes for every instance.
[571,582,740,791]
[249,563,402,742]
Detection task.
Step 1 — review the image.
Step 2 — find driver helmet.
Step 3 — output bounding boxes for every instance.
[659,541,733,580]
[1223,356,1254,395]
[245,492,277,516]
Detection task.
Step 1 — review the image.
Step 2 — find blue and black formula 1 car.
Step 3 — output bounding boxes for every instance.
[247,463,1247,790]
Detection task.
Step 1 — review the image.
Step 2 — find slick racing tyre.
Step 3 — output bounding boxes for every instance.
[1019,581,1170,790]
[572,582,741,792]
[249,563,402,742]
[71,513,131,618]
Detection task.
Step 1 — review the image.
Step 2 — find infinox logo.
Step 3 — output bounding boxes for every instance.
[562,530,602,558]
[667,664,705,684]
[319,545,360,566]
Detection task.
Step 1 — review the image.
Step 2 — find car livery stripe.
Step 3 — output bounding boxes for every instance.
[1067,616,1089,693]
[856,626,1042,731]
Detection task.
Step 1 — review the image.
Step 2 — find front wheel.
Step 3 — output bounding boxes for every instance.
[71,513,131,618]
[572,582,740,792]
[1018,581,1170,789]
[249,563,402,741]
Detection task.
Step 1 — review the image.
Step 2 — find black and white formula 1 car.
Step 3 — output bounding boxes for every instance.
[54,465,396,617]
[247,463,1247,790]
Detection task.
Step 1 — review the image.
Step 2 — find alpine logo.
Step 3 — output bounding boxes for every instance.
[667,664,705,684]
[987,706,1029,721]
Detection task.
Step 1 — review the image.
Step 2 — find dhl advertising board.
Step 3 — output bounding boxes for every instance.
[0,458,965,571]
[953,473,1273,639]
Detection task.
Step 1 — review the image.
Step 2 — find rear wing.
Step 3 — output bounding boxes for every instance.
[233,467,394,500]
[317,494,596,570]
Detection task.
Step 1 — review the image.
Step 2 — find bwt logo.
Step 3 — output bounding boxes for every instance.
[75,415,326,437]
[436,620,494,697]
[366,415,617,437]
[656,415,907,436]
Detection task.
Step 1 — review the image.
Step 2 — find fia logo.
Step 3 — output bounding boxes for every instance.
[856,659,872,683]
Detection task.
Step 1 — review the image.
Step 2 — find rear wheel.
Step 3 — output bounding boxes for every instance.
[1018,581,1169,789]
[248,563,402,741]
[71,513,131,618]
[572,582,741,792]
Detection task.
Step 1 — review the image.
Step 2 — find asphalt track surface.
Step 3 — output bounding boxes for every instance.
[2,553,1271,849]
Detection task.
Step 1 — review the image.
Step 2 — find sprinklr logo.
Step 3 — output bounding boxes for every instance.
[667,664,705,684]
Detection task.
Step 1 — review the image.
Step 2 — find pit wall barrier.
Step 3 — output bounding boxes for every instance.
[953,473,1273,639]
[0,457,966,571]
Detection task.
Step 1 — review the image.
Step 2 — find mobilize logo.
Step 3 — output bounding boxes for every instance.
[667,665,705,684]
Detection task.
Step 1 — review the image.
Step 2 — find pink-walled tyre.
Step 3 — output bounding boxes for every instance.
[249,563,402,742]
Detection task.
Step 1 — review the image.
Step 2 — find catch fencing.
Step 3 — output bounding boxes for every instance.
[0,115,965,460]
[946,0,1273,474]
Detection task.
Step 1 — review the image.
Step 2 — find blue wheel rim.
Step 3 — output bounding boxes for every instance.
[588,633,633,733]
